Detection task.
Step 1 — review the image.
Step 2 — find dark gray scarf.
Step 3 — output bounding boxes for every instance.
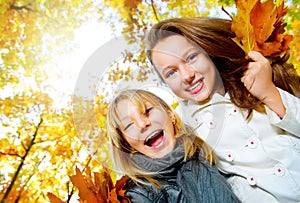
[131,141,186,182]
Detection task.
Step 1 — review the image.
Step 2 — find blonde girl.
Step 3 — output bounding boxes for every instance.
[106,89,240,202]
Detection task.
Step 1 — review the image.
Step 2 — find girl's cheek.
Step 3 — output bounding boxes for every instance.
[124,131,138,142]
[168,81,183,94]
[171,86,182,95]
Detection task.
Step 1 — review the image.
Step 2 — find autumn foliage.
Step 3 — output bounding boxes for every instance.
[47,166,130,203]
[230,0,293,57]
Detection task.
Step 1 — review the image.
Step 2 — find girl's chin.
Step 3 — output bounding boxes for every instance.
[192,90,212,103]
[189,94,208,103]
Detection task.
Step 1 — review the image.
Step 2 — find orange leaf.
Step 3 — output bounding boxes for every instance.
[123,0,142,9]
[47,192,66,203]
[115,176,129,192]
[250,0,277,45]
[85,166,98,193]
[115,176,131,203]
[69,167,101,203]
[103,167,114,191]
[108,188,119,203]
[94,171,109,201]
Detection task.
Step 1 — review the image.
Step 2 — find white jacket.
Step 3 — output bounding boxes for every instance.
[180,88,300,203]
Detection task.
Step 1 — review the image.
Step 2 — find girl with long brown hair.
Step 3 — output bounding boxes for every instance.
[146,17,300,202]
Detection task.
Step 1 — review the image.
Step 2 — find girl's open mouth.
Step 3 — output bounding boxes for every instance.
[144,130,164,148]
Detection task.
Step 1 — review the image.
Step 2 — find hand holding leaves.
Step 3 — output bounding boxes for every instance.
[242,51,286,117]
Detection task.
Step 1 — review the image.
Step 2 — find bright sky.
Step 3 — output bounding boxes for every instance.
[69,20,115,78]
[46,20,116,108]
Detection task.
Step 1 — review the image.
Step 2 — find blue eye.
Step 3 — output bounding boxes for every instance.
[187,53,197,63]
[165,69,176,78]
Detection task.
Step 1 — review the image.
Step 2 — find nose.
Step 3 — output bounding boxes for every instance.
[136,114,151,132]
[180,64,195,83]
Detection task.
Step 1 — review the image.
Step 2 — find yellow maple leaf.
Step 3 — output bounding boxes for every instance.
[231,0,293,57]
[231,0,258,54]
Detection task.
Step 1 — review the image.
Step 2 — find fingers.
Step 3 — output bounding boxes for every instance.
[248,51,269,64]
[242,51,266,91]
[241,74,255,90]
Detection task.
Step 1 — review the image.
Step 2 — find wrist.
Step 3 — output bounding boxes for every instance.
[261,87,286,118]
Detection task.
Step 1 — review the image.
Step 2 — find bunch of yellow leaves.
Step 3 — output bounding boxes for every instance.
[230,0,293,57]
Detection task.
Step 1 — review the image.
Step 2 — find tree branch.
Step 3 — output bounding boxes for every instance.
[10,3,34,12]
[16,155,46,202]
[222,6,233,20]
[1,117,43,203]
[21,141,27,151]
[0,151,22,158]
[66,181,74,203]
[150,0,159,22]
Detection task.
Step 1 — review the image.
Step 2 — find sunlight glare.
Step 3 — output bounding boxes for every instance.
[46,20,114,108]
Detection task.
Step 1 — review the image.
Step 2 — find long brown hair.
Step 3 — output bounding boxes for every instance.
[146,17,300,115]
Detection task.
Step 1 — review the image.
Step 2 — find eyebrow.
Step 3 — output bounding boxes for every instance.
[159,47,199,75]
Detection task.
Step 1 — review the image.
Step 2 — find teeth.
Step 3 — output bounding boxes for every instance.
[188,80,202,91]
[145,130,163,146]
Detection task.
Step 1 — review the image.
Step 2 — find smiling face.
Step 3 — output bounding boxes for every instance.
[151,34,224,103]
[116,98,176,159]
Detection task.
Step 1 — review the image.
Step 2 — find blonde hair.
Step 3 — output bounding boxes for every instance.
[147,17,300,117]
[106,89,216,186]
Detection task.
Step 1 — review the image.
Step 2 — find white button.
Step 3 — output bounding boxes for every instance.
[206,120,216,129]
[227,107,238,116]
[225,152,234,162]
[247,137,258,149]
[247,176,257,185]
[229,107,238,115]
[274,165,285,177]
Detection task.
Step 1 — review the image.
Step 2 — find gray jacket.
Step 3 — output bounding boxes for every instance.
[125,157,241,203]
